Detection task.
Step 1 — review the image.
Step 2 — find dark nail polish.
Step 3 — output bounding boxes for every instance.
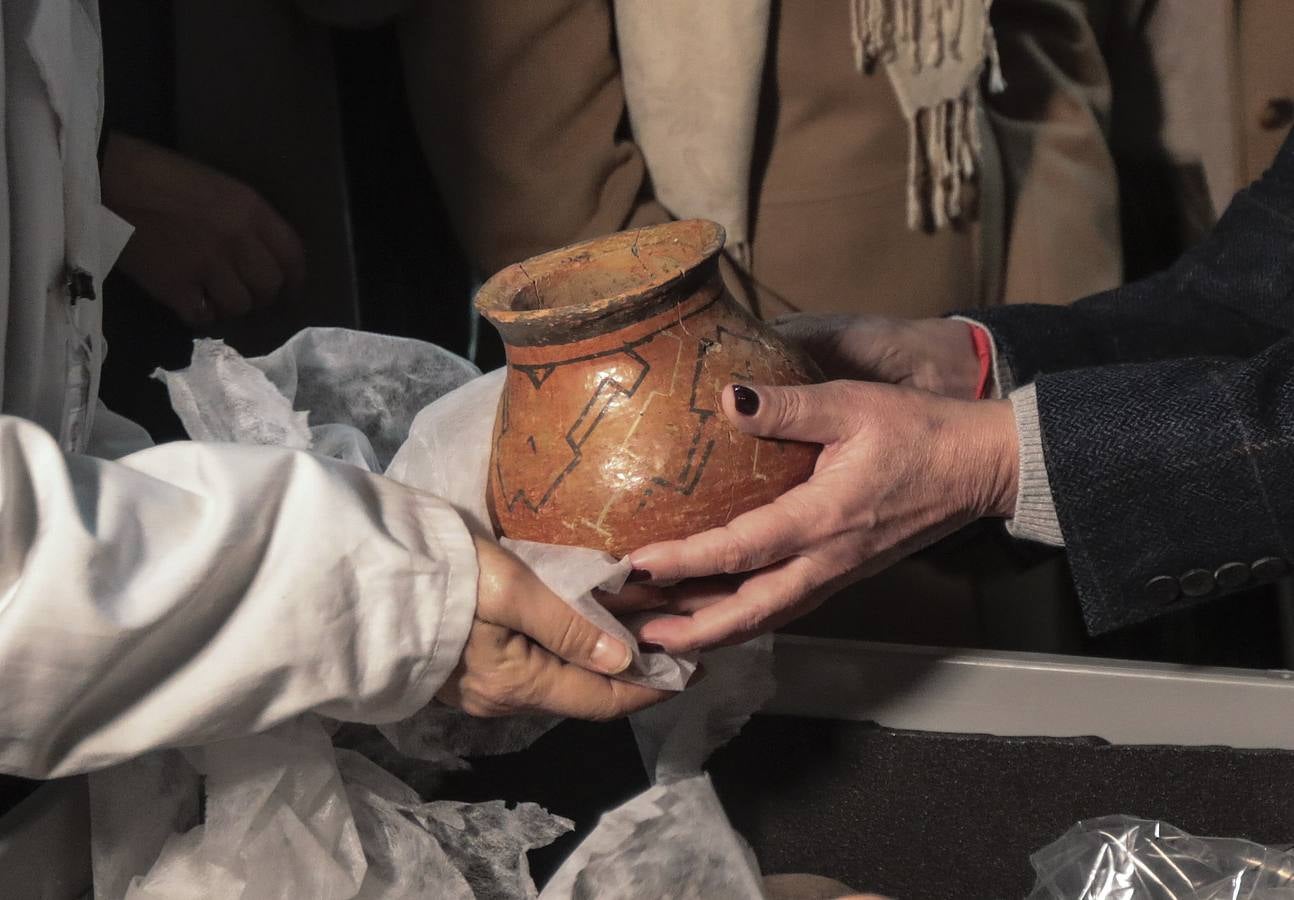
[732,384,760,416]
[637,642,667,654]
[627,568,653,583]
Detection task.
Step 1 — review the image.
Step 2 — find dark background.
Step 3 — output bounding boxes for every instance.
[99,2,494,442]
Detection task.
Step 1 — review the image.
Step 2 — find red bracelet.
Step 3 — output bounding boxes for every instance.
[968,323,993,400]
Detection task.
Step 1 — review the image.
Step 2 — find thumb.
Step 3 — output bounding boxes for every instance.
[507,587,635,676]
[723,381,856,443]
[474,536,635,676]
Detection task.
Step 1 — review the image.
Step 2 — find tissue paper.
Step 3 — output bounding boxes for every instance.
[337,749,572,900]
[539,775,765,900]
[103,328,775,899]
[120,718,574,900]
[630,636,775,785]
[387,368,697,691]
[123,716,367,900]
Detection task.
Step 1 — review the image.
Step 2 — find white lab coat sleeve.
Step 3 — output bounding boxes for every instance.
[0,415,478,779]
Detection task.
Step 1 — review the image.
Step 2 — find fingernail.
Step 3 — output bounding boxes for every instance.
[627,568,653,583]
[592,635,633,675]
[732,384,760,416]
[637,642,667,654]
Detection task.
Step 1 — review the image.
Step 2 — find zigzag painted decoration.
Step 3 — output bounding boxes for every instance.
[476,219,821,557]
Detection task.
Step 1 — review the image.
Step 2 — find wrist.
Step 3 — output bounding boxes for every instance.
[959,398,1019,519]
[907,319,984,400]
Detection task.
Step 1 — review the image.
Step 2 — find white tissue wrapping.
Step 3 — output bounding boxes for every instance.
[535,638,777,900]
[538,774,766,900]
[385,367,697,694]
[90,328,768,898]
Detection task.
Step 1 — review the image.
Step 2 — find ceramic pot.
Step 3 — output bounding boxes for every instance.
[475,219,821,557]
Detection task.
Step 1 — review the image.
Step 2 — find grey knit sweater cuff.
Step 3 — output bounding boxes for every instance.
[1005,383,1065,546]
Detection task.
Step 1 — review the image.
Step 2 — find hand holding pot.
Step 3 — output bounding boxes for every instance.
[627,380,1019,653]
[437,536,671,719]
[772,313,985,398]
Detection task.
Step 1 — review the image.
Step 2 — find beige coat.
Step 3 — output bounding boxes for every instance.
[374,0,1126,638]
[396,0,1122,316]
[1103,0,1294,261]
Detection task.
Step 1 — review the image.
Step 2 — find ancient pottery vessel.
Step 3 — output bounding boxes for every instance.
[475,219,821,557]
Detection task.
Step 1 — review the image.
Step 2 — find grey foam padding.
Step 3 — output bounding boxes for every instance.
[395,715,1294,896]
[8,715,1287,898]
[708,716,1294,900]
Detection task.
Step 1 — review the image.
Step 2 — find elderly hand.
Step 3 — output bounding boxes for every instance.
[101,132,306,327]
[437,536,671,719]
[773,313,983,398]
[627,380,1018,653]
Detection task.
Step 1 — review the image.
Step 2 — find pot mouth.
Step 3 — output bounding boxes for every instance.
[474,219,725,341]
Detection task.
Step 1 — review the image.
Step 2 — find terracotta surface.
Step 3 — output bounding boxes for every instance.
[475,220,821,557]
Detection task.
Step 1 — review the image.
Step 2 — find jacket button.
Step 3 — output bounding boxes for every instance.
[1179,568,1215,598]
[1144,575,1180,604]
[1260,97,1294,131]
[1214,562,1251,590]
[1252,556,1289,581]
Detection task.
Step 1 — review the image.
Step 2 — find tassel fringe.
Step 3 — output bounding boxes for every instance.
[907,85,980,229]
[850,0,1002,229]
[851,0,982,72]
[984,19,1006,93]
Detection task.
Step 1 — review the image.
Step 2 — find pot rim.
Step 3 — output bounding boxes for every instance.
[473,219,726,334]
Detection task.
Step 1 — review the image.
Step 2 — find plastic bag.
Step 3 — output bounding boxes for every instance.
[1028,816,1294,900]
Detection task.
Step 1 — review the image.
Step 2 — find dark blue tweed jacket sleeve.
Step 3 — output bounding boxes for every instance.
[960,130,1294,635]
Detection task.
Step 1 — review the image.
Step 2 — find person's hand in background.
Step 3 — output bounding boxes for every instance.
[772,313,984,399]
[627,380,1018,653]
[438,536,671,719]
[100,132,306,327]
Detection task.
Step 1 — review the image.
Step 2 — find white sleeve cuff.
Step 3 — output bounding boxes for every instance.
[1005,383,1066,547]
[394,497,479,717]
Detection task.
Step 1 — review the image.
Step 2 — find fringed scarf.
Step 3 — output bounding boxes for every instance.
[849,0,1004,229]
[613,0,1002,265]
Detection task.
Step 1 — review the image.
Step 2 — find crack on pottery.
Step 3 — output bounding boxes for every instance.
[628,227,653,278]
[498,321,784,528]
[496,349,652,515]
[513,262,544,310]
[481,221,819,554]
